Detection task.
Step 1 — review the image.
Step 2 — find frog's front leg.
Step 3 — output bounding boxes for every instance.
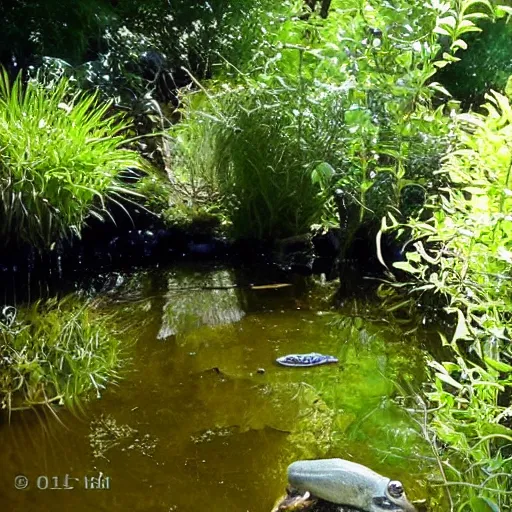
[272,489,317,512]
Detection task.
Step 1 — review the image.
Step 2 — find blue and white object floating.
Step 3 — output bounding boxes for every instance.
[276,352,338,367]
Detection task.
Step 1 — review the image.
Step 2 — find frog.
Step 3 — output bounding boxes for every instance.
[275,458,417,512]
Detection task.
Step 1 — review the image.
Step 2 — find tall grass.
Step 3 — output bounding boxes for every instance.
[173,83,346,239]
[0,68,145,250]
[0,298,123,414]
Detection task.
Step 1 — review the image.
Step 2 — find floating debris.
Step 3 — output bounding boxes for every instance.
[250,283,292,290]
[276,353,338,367]
[89,415,158,460]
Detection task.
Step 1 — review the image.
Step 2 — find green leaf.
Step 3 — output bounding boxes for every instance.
[436,372,464,389]
[442,52,460,62]
[496,5,512,18]
[461,0,493,14]
[438,15,457,28]
[429,82,452,96]
[433,26,451,37]
[463,186,485,195]
[433,60,450,69]
[451,39,468,50]
[311,162,335,188]
[452,308,472,344]
[484,357,512,373]
[392,261,420,274]
[469,496,500,512]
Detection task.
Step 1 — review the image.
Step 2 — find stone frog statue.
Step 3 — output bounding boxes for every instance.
[272,458,417,512]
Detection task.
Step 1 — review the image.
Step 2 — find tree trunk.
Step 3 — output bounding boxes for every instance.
[320,0,332,18]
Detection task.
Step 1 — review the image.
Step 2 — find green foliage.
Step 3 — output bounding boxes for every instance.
[0,0,113,67]
[0,69,145,250]
[136,174,173,215]
[20,1,284,106]
[136,171,224,232]
[0,298,123,413]
[437,18,512,105]
[112,0,282,78]
[378,89,512,509]
[427,358,512,510]
[172,0,496,240]
[173,80,340,239]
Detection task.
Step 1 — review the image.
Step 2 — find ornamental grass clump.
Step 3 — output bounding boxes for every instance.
[0,68,144,250]
[0,298,123,413]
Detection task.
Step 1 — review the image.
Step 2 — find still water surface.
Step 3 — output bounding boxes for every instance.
[0,264,435,512]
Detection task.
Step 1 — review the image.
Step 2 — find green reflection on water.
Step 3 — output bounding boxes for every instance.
[0,265,437,512]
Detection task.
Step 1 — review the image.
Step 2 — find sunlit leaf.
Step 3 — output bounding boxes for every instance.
[392,261,420,274]
[484,357,512,373]
[469,496,500,512]
[451,309,472,344]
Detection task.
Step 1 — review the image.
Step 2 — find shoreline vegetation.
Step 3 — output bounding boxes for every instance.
[1,0,512,509]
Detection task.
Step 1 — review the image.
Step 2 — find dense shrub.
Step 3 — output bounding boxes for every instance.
[171,0,459,239]
[0,69,144,250]
[173,82,349,239]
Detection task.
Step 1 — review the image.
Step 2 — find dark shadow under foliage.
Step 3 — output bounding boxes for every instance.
[436,18,512,108]
[0,0,278,103]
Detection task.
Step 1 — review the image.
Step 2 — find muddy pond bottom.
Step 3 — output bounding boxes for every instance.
[0,264,433,512]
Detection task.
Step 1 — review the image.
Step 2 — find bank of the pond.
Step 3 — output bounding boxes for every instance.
[1,219,392,306]
[0,264,445,511]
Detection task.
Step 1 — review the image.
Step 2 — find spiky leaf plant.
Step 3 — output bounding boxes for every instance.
[0,68,145,250]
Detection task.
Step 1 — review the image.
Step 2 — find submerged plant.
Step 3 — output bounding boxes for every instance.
[0,68,145,250]
[0,298,124,414]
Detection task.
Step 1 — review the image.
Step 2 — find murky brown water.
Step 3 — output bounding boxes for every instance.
[0,264,436,512]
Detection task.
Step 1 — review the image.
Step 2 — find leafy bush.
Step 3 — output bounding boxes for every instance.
[172,0,489,240]
[378,90,512,510]
[0,69,144,250]
[0,298,123,412]
[173,81,346,239]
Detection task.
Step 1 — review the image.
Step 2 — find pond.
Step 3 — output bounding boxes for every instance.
[0,264,438,512]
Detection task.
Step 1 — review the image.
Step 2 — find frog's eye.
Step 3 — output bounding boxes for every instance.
[387,480,404,498]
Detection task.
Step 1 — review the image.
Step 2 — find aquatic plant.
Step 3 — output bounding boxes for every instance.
[0,68,145,250]
[0,298,123,414]
[173,81,338,239]
[378,89,512,510]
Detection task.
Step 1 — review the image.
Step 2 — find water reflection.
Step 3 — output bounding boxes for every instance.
[158,269,246,339]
